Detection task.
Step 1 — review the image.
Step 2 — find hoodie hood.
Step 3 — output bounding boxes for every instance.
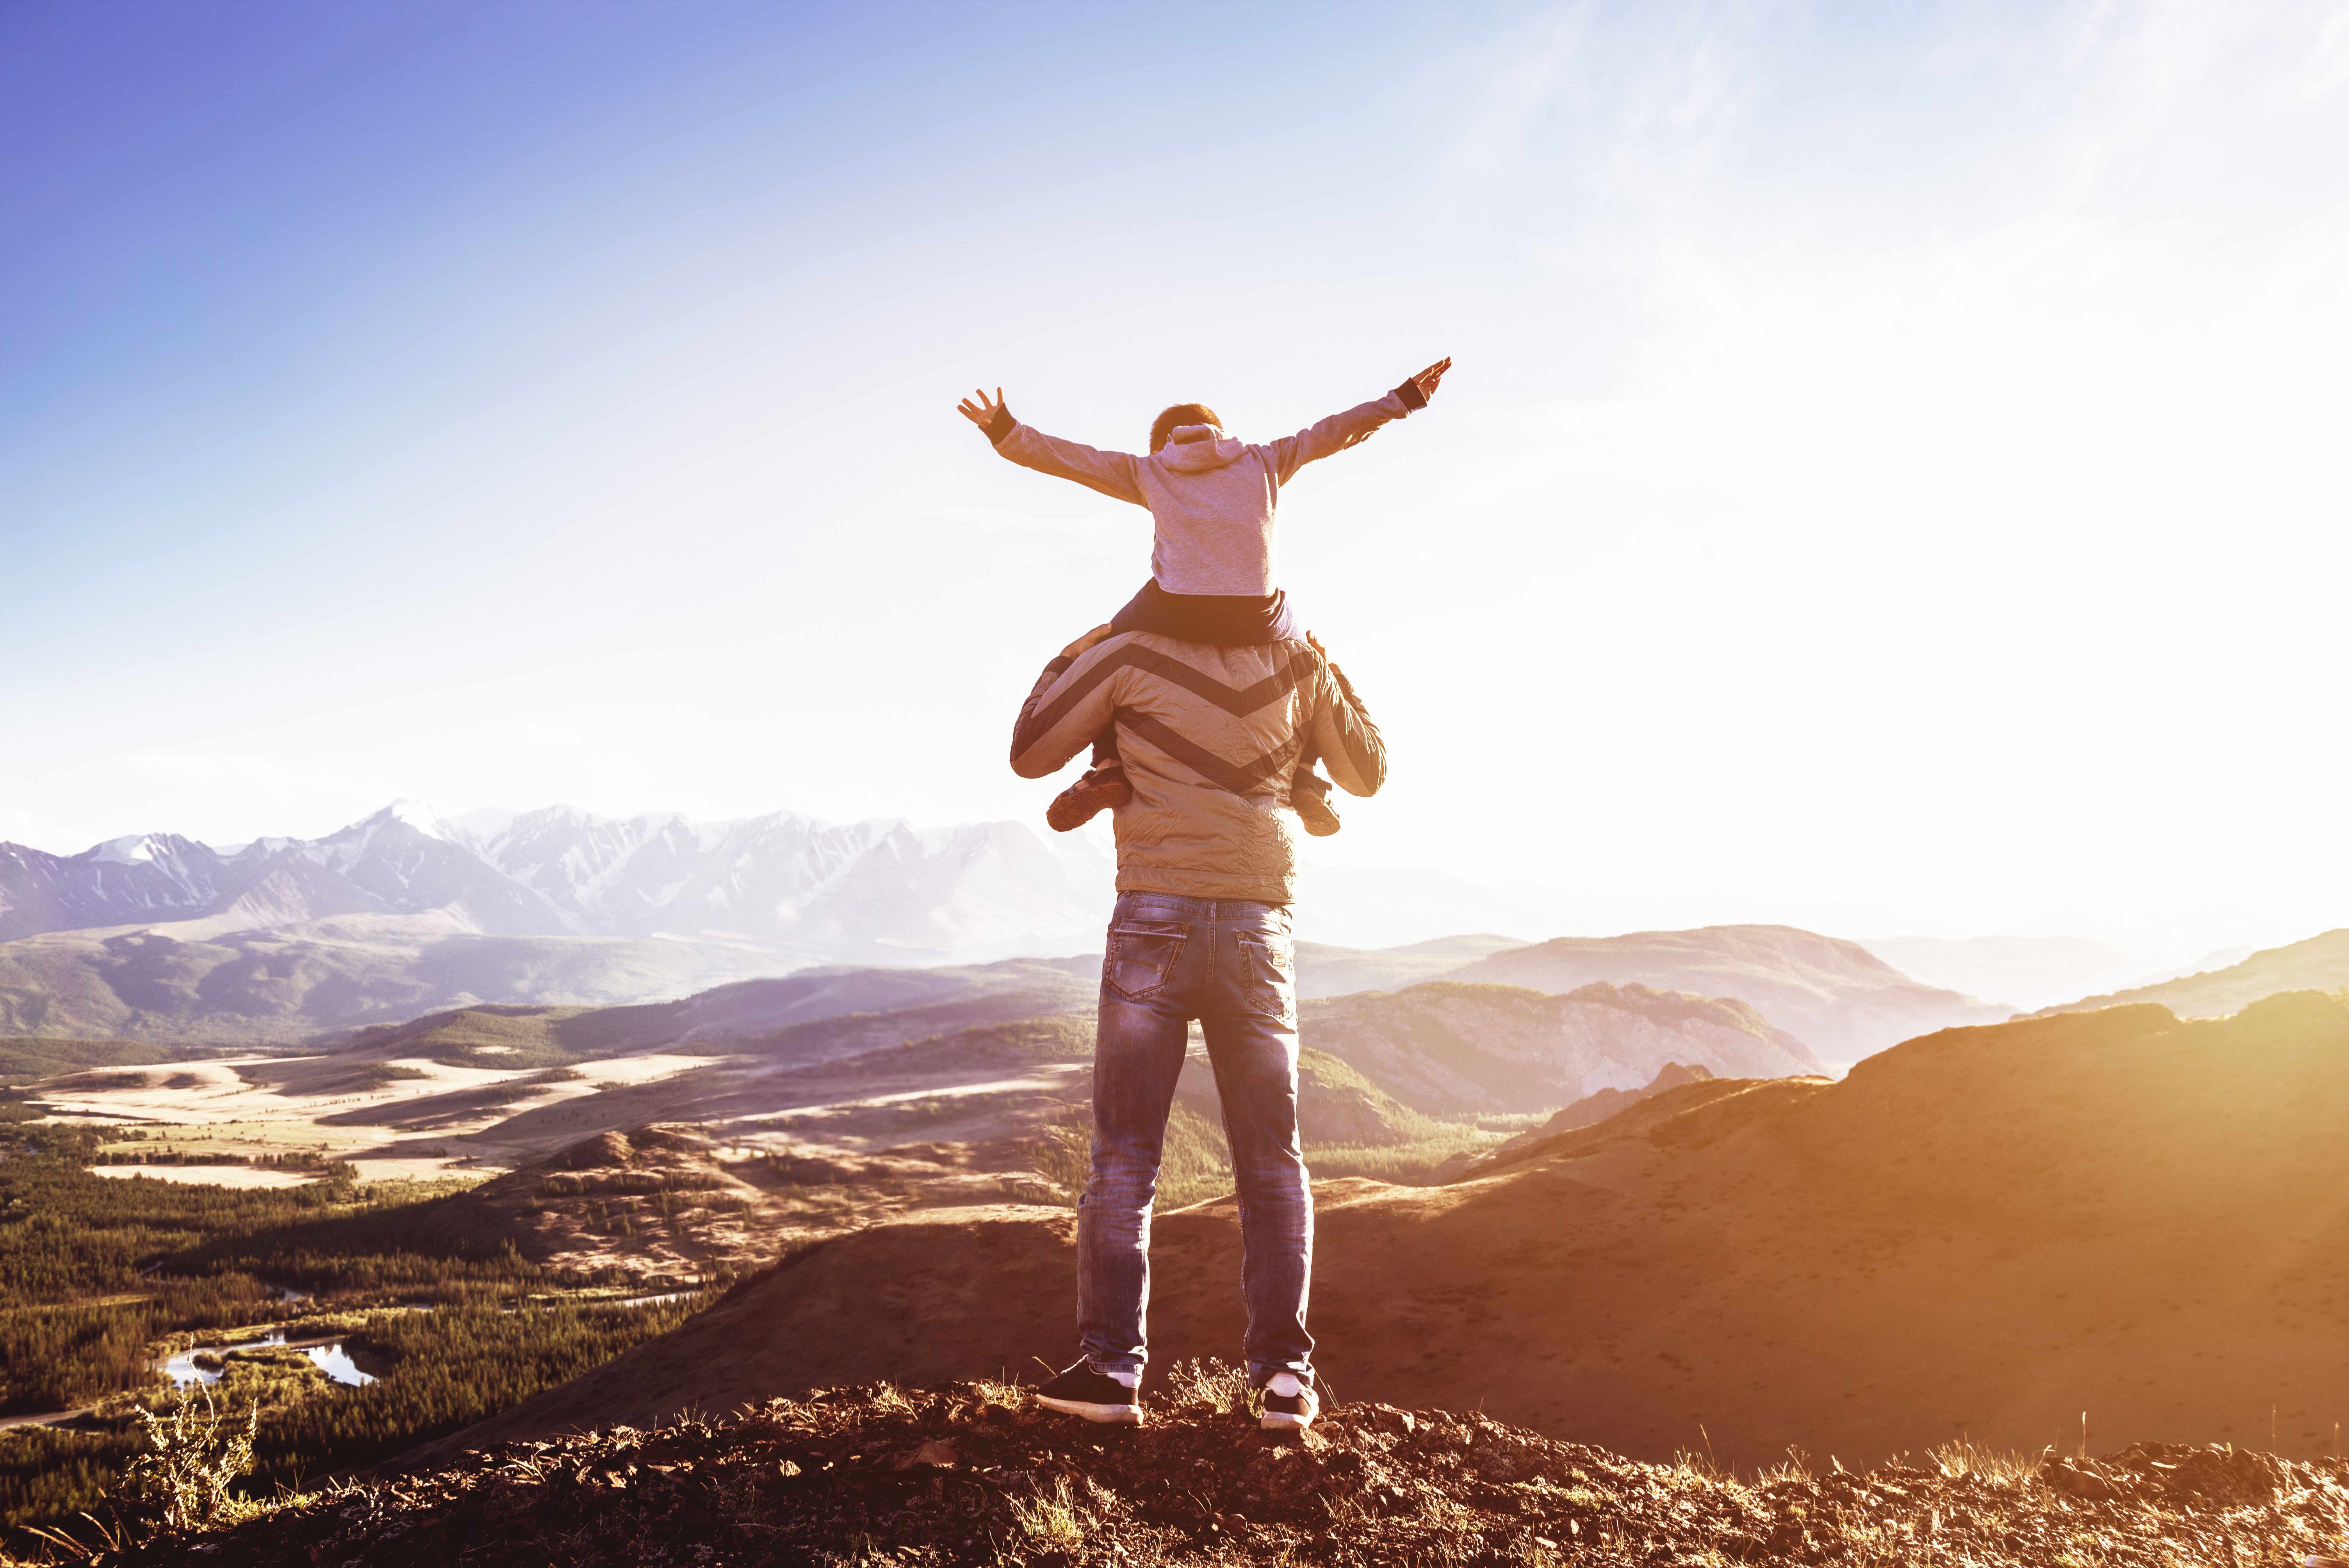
[1158,424,1248,473]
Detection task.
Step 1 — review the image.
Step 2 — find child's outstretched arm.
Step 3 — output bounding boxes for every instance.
[957,386,1147,507]
[1264,357,1453,486]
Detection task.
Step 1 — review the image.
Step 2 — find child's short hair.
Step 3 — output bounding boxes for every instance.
[1150,403,1221,452]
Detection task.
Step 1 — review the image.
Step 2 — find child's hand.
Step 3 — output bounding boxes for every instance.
[1403,357,1453,403]
[1062,624,1116,659]
[957,387,1008,428]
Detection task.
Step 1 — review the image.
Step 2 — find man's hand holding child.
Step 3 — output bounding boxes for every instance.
[1062,624,1116,659]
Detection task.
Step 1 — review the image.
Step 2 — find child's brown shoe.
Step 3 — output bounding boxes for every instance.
[1046,763,1132,832]
[1292,768,1341,837]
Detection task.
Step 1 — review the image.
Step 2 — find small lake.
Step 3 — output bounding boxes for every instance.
[155,1291,692,1395]
[162,1331,377,1390]
[612,1289,696,1308]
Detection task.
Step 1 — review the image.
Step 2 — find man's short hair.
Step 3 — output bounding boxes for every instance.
[1150,403,1222,453]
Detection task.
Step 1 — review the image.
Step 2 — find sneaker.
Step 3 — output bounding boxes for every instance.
[1249,1372,1318,1432]
[1046,764,1132,832]
[1291,769,1341,837]
[1033,1360,1143,1425]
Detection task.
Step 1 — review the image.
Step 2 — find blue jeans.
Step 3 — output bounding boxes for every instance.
[1078,892,1313,1390]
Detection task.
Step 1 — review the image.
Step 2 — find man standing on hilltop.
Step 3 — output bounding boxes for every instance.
[1005,618,1387,1432]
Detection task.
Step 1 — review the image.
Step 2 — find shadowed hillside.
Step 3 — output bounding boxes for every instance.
[419,992,2349,1471]
[1441,923,2008,1062]
[0,1035,203,1087]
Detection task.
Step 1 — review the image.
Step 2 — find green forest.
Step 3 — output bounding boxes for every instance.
[0,1114,711,1547]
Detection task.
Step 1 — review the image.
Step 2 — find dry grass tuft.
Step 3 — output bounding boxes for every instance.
[1160,1355,1248,1413]
[1006,1475,1087,1552]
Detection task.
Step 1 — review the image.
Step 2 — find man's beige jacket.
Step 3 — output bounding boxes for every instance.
[1009,633,1387,905]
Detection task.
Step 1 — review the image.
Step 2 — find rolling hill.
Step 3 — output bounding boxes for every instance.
[421,990,2349,1470]
[0,914,801,1046]
[1441,923,2008,1062]
[1298,980,1821,1112]
[2032,927,2349,1021]
[1290,934,1527,999]
[1474,1060,1720,1164]
[0,1034,205,1087]
[335,956,1100,1066]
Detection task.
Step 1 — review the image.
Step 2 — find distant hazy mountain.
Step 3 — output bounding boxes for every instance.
[1292,934,1527,1000]
[1854,934,2128,1011]
[1442,924,2007,1063]
[1300,979,1822,1113]
[0,800,1114,959]
[2030,928,2349,1021]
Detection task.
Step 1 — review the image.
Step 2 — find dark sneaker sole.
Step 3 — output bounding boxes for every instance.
[1045,778,1132,833]
[1036,1394,1144,1425]
[1250,1389,1318,1431]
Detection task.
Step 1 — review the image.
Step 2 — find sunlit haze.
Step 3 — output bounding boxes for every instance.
[7,1,2346,958]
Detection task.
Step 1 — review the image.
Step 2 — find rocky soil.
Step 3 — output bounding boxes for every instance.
[68,1375,2349,1567]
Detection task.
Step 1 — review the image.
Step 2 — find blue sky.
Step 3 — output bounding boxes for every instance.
[5,1,2347,950]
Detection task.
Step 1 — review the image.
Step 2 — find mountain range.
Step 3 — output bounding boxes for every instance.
[0,800,1114,960]
[0,807,1995,1056]
[0,801,1124,1043]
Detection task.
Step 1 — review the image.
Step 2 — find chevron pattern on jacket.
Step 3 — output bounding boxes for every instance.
[1008,631,1386,904]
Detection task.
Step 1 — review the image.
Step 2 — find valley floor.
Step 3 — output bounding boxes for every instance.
[50,1376,2349,1568]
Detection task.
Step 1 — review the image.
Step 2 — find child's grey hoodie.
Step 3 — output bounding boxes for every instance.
[986,387,1422,597]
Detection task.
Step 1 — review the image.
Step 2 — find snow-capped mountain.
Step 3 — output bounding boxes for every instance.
[0,802,1115,962]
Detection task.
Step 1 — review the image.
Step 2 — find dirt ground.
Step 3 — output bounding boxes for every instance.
[64,1377,2349,1568]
